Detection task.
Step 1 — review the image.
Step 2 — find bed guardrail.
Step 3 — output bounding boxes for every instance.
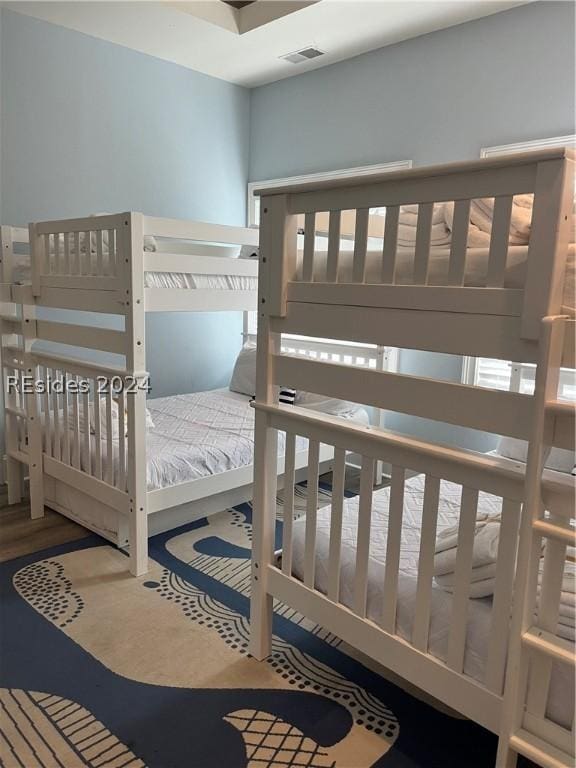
[26,354,140,505]
[258,148,574,349]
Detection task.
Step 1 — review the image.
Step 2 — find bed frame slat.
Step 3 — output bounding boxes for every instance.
[327,448,346,602]
[352,208,370,283]
[381,465,405,633]
[43,235,51,276]
[96,230,104,276]
[353,457,375,618]
[53,233,60,275]
[73,232,80,275]
[485,498,522,693]
[447,487,479,673]
[486,195,513,288]
[82,232,90,275]
[302,213,316,282]
[413,203,434,284]
[71,375,81,470]
[412,475,441,651]
[117,389,126,491]
[63,232,71,274]
[447,199,471,286]
[304,439,320,588]
[93,388,102,480]
[43,368,51,457]
[381,205,399,283]
[326,212,341,282]
[62,375,70,466]
[108,229,116,276]
[51,370,61,462]
[82,390,90,476]
[282,432,297,576]
[105,389,113,484]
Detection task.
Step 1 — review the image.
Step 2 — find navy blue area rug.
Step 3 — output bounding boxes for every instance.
[0,493,501,768]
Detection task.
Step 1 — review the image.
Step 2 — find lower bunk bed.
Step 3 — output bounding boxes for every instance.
[288,466,574,732]
[38,381,368,547]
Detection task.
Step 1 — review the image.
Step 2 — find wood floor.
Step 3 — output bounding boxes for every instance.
[0,486,89,562]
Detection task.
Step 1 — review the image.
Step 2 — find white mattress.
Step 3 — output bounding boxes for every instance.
[144,272,257,291]
[10,254,257,292]
[291,474,574,728]
[53,388,368,492]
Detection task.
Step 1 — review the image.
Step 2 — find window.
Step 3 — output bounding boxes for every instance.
[463,358,576,401]
[462,135,576,401]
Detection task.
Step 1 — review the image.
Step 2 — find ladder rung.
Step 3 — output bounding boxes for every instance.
[509,729,574,768]
[522,627,576,666]
[533,518,576,545]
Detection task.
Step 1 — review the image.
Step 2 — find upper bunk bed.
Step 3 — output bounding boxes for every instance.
[20,213,260,314]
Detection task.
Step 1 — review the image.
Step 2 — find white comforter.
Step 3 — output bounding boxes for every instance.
[291,474,574,728]
[296,244,576,311]
[57,389,367,492]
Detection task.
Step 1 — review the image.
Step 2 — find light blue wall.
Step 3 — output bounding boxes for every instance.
[0,7,251,400]
[250,1,575,180]
[249,0,576,451]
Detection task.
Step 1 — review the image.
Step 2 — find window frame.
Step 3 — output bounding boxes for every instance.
[247,159,412,227]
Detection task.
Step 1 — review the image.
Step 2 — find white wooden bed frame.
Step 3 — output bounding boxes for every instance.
[0,216,393,576]
[0,225,30,496]
[249,148,576,768]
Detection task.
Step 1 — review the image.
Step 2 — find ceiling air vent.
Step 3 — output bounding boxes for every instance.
[280,47,325,65]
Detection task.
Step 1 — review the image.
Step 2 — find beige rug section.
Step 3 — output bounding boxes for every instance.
[0,688,144,768]
[13,546,398,766]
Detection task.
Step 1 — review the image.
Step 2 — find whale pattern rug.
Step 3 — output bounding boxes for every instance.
[0,484,499,767]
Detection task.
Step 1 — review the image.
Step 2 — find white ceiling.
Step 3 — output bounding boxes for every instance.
[5,0,532,88]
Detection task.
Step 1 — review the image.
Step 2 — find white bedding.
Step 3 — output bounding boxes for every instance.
[291,474,574,728]
[9,254,257,292]
[144,272,257,291]
[296,244,576,311]
[54,388,368,492]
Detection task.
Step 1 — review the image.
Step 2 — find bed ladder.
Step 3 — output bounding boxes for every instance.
[497,318,576,768]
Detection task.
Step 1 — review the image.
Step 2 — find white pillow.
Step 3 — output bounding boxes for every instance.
[496,436,575,474]
[230,345,360,416]
[239,244,259,260]
[230,344,257,396]
[294,391,359,417]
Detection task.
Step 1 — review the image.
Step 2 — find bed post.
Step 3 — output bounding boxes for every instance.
[1,226,23,501]
[124,212,149,577]
[521,154,574,340]
[250,193,297,659]
[22,229,44,519]
[0,225,14,283]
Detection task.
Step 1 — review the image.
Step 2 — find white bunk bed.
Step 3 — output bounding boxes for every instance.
[0,225,30,499]
[249,148,575,767]
[2,214,390,576]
